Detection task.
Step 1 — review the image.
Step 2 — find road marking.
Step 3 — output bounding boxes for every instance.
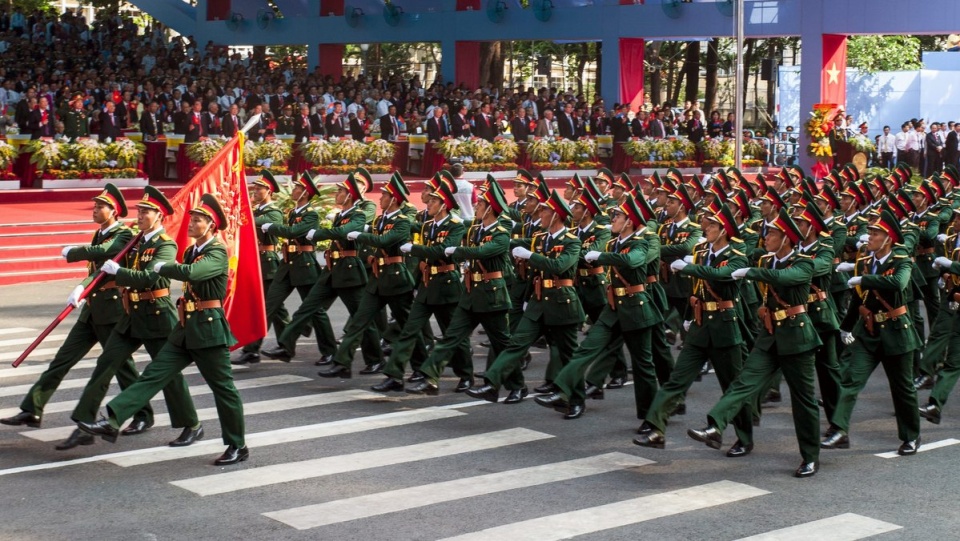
[0,362,210,398]
[109,408,465,467]
[0,334,68,348]
[22,389,375,442]
[0,375,310,419]
[734,513,902,540]
[170,427,553,496]
[0,353,150,379]
[0,327,34,336]
[263,452,654,530]
[0,345,83,363]
[437,480,769,541]
[875,438,960,458]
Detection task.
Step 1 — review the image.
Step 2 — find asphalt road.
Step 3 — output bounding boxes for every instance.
[0,278,957,541]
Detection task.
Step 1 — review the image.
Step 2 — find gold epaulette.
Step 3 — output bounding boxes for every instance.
[532,231,547,237]
[423,219,435,226]
[565,232,578,240]
[688,221,701,229]
[159,233,172,241]
[795,253,813,259]
[496,225,509,232]
[856,254,872,262]
[892,253,909,259]
[450,216,462,223]
[731,248,745,256]
[742,227,756,234]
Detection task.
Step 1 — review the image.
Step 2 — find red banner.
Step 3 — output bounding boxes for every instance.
[166,135,266,350]
[319,44,345,83]
[455,42,481,89]
[821,34,847,107]
[619,38,645,112]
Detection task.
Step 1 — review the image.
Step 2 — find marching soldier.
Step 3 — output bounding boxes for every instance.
[372,181,472,392]
[658,176,703,343]
[536,194,662,421]
[405,182,513,395]
[63,92,89,142]
[562,173,584,207]
[0,185,153,449]
[909,180,942,359]
[466,190,583,404]
[79,194,249,465]
[635,203,753,454]
[234,170,292,365]
[318,174,422,378]
[688,208,822,478]
[68,186,200,450]
[822,210,922,456]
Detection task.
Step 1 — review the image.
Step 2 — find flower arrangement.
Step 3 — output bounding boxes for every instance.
[532,161,603,171]
[300,139,332,166]
[448,162,519,172]
[365,139,396,164]
[806,104,835,159]
[492,138,519,162]
[624,138,697,163]
[742,139,767,161]
[257,139,293,165]
[848,134,877,154]
[186,138,225,163]
[307,164,393,175]
[329,138,367,165]
[41,168,141,180]
[25,140,64,170]
[72,138,107,169]
[525,138,554,163]
[0,141,18,170]
[105,139,146,169]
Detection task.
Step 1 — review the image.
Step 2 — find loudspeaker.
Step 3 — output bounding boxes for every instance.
[760,58,775,81]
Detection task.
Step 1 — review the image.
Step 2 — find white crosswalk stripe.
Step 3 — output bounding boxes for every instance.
[436,480,770,541]
[875,438,960,458]
[734,513,901,540]
[0,375,310,419]
[0,327,35,337]
[0,362,219,398]
[22,389,378,442]
[170,427,553,496]
[0,334,68,348]
[0,354,246,380]
[263,452,654,530]
[0,345,101,364]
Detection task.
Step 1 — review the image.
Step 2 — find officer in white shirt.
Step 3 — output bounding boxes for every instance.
[878,125,897,169]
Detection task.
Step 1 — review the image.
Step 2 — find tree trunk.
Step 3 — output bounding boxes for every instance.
[490,42,504,89]
[576,42,588,96]
[671,60,684,106]
[478,42,498,87]
[741,39,755,125]
[594,41,603,98]
[649,41,662,106]
[704,39,719,113]
[765,40,777,130]
[683,41,700,105]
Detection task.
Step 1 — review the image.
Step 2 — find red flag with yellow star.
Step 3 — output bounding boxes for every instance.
[822,35,847,106]
[166,134,267,350]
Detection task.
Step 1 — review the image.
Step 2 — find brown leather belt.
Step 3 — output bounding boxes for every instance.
[702,300,735,311]
[873,305,907,322]
[182,299,222,311]
[578,267,605,276]
[917,247,935,255]
[287,244,315,253]
[469,271,503,282]
[430,264,457,274]
[260,245,276,252]
[378,256,404,266]
[613,284,645,296]
[646,275,658,284]
[808,291,828,303]
[542,278,575,289]
[126,289,169,302]
[328,250,358,260]
[771,304,807,320]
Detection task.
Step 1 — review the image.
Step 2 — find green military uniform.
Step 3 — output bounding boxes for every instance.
[275,114,295,135]
[920,243,960,418]
[63,108,89,142]
[107,237,245,449]
[240,199,291,356]
[658,217,702,330]
[702,248,822,466]
[911,205,941,351]
[11,222,149,424]
[71,227,198,430]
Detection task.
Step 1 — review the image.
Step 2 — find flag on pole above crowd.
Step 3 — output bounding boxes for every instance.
[165,129,266,350]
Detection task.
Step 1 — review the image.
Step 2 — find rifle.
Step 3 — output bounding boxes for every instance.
[11,231,144,367]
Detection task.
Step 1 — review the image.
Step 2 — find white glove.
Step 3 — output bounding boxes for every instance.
[101,260,120,275]
[260,223,271,233]
[934,256,953,269]
[731,268,750,280]
[683,320,692,332]
[695,236,707,245]
[400,242,413,253]
[584,250,601,262]
[346,231,361,240]
[66,285,85,308]
[670,259,688,273]
[305,229,316,241]
[61,246,76,259]
[683,255,695,264]
[512,247,532,259]
[939,278,946,289]
[835,262,855,273]
[859,234,869,244]
[847,276,862,288]
[364,224,371,232]
[152,261,165,273]
[444,246,457,256]
[840,331,855,345]
[937,233,948,243]
[523,302,528,311]
[856,240,868,249]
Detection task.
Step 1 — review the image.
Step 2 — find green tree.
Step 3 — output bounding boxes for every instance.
[11,0,57,14]
[847,35,923,72]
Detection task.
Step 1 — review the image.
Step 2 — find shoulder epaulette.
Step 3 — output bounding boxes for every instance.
[742,227,756,234]
[496,225,508,232]
[688,222,701,229]
[565,232,578,240]
[532,231,547,237]
[795,253,813,259]
[759,253,774,260]
[423,219,435,226]
[728,248,744,256]
[856,254,872,262]
[159,233,172,241]
[892,253,909,259]
[396,214,407,220]
[450,216,462,223]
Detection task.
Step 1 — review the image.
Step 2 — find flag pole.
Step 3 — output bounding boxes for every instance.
[240,114,261,136]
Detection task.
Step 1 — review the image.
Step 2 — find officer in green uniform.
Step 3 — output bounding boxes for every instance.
[467,190,584,404]
[63,92,89,142]
[689,208,822,478]
[275,105,295,135]
[658,170,703,338]
[79,194,249,466]
[372,181,473,391]
[234,170,292,364]
[406,182,513,395]
[69,186,200,449]
[536,194,663,421]
[318,174,422,378]
[0,184,153,449]
[563,173,584,208]
[822,210,922,456]
[635,203,753,454]
[909,180,942,357]
[726,188,760,350]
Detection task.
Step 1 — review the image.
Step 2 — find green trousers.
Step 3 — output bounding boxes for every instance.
[107,342,244,448]
[383,301,469,380]
[815,332,843,424]
[485,316,579,392]
[707,345,820,463]
[553,318,656,419]
[20,319,150,422]
[334,290,417,368]
[928,312,960,409]
[581,304,629,387]
[647,342,751,443]
[271,280,337,358]
[72,332,197,428]
[242,278,291,353]
[831,341,920,442]
[917,295,952,378]
[420,308,510,386]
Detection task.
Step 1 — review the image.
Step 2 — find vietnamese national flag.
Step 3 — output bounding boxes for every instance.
[821,34,847,107]
[166,134,267,350]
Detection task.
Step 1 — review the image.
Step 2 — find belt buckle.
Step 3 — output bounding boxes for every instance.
[543,279,554,288]
[287,245,297,253]
[808,294,818,303]
[472,272,483,282]
[614,287,626,296]
[579,269,589,276]
[378,258,385,266]
[430,266,438,275]
[185,301,196,312]
[773,309,788,321]
[704,301,718,311]
[128,292,140,302]
[874,312,888,323]
[331,251,340,259]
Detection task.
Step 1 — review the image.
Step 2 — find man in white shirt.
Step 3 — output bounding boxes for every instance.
[376,90,393,119]
[877,125,897,169]
[894,122,911,166]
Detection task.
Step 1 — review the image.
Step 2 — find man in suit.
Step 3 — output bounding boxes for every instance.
[945,123,960,169]
[202,102,221,138]
[98,100,122,142]
[451,105,470,138]
[220,104,240,138]
[179,100,206,143]
[473,103,497,142]
[139,101,162,141]
[380,105,401,141]
[648,109,667,139]
[349,109,368,140]
[630,111,647,138]
[325,102,347,138]
[510,107,531,141]
[557,102,578,140]
[293,104,312,142]
[426,106,447,142]
[926,122,944,176]
[533,109,555,138]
